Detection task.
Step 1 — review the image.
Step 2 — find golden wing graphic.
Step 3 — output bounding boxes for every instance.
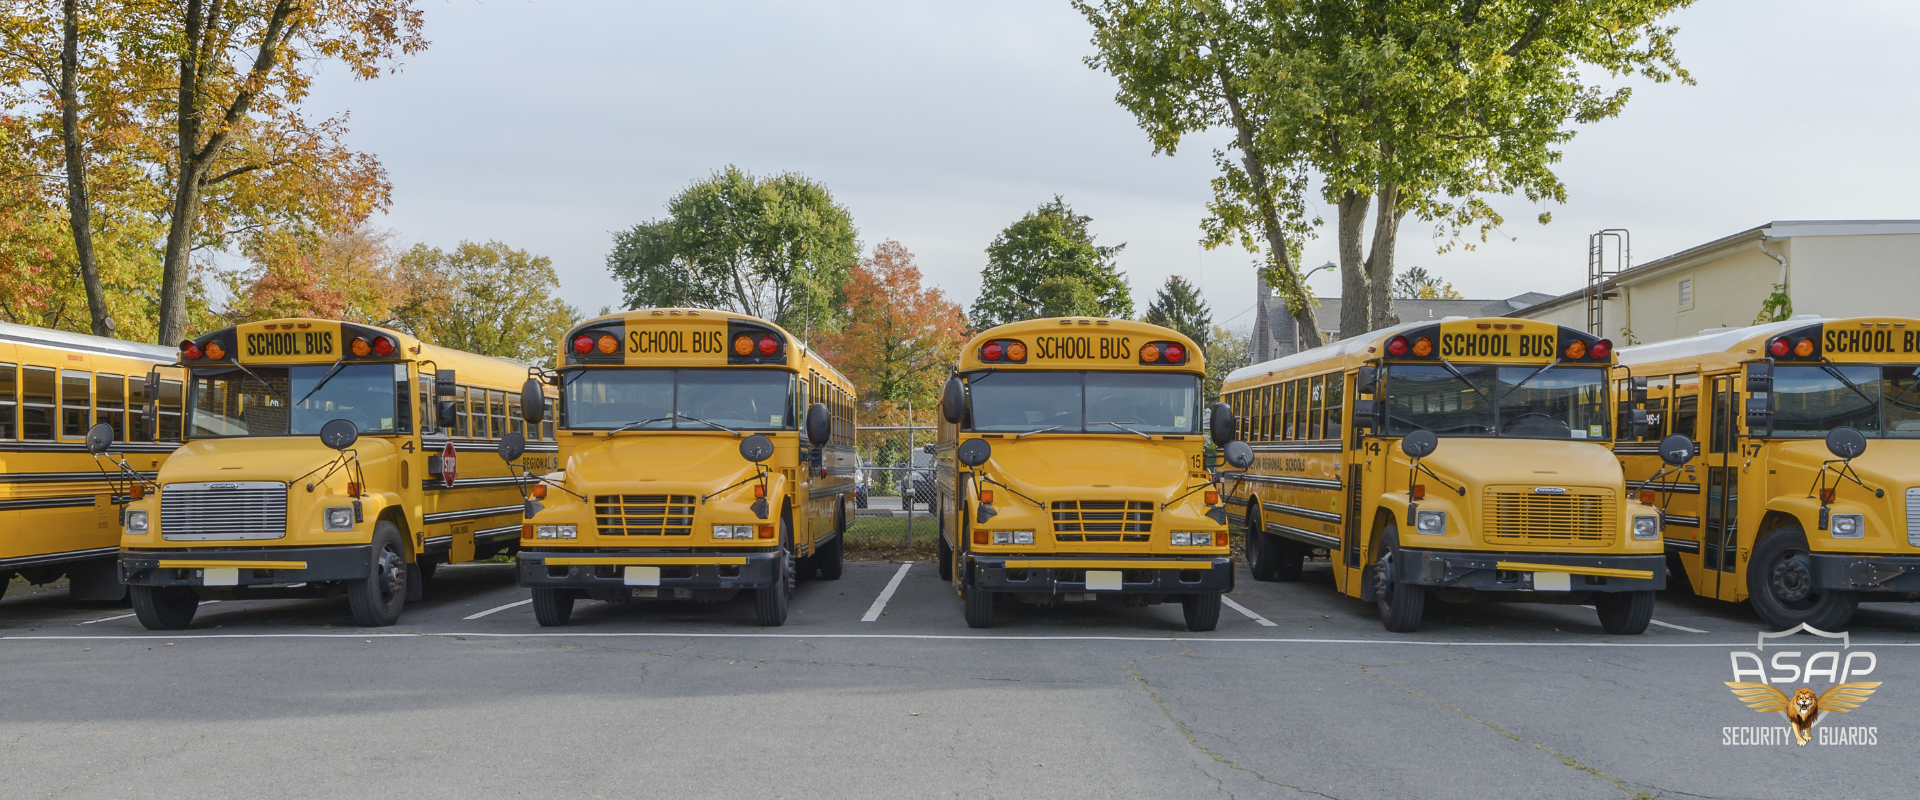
[1816,681,1882,714]
[1725,682,1791,713]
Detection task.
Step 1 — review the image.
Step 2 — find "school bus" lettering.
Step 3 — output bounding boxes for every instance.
[1439,333,1555,359]
[1824,327,1919,355]
[626,329,727,355]
[245,331,334,357]
[1034,335,1133,360]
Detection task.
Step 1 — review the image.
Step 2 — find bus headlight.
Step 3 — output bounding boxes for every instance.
[324,507,355,531]
[1413,509,1447,535]
[536,525,577,539]
[125,510,149,534]
[991,531,1034,545]
[1632,515,1660,540]
[1830,514,1864,539]
[713,525,754,539]
[1172,532,1214,546]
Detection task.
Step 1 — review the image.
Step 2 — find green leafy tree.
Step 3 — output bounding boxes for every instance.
[1077,0,1693,343]
[1202,324,1249,405]
[1143,275,1212,347]
[1392,266,1464,300]
[973,196,1133,326]
[608,166,859,340]
[392,241,580,366]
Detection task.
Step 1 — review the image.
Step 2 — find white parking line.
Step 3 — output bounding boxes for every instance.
[862,562,912,622]
[1220,596,1277,627]
[11,631,1908,646]
[464,599,532,620]
[78,613,135,625]
[1650,619,1709,634]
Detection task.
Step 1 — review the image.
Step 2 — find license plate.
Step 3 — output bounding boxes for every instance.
[1532,571,1571,591]
[1086,570,1122,591]
[624,566,661,586]
[203,567,238,586]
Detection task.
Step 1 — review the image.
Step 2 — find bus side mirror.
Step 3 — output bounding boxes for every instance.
[806,402,831,447]
[1400,429,1438,459]
[940,376,966,425]
[739,434,774,463]
[1659,434,1696,466]
[1827,426,1868,460]
[436,370,457,397]
[86,422,116,455]
[438,400,458,430]
[521,380,545,424]
[1222,440,1253,470]
[1744,362,1774,433]
[1352,399,1380,432]
[1628,408,1650,439]
[1629,376,1649,405]
[1745,362,1773,393]
[957,438,991,468]
[497,432,526,463]
[1355,366,1378,396]
[319,419,359,451]
[1208,402,1235,448]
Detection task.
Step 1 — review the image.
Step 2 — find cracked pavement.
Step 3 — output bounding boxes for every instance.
[3,560,1917,799]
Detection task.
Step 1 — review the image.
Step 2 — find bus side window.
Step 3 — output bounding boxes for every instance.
[1276,381,1293,441]
[542,399,555,440]
[507,392,522,436]
[1325,373,1344,439]
[0,362,15,440]
[393,363,413,434]
[489,390,506,439]
[455,387,470,438]
[1309,375,1324,440]
[1293,380,1309,440]
[22,366,56,441]
[417,374,432,435]
[129,372,151,442]
[158,380,183,440]
[97,373,127,441]
[1671,373,1700,442]
[61,369,92,439]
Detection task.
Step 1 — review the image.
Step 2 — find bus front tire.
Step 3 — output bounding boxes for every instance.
[1246,507,1279,582]
[1595,590,1655,635]
[754,554,791,627]
[532,588,574,627]
[1374,526,1426,633]
[937,533,954,581]
[818,504,845,581]
[1748,526,1860,631]
[963,582,994,628]
[347,522,409,627]
[130,585,198,630]
[1182,592,1221,632]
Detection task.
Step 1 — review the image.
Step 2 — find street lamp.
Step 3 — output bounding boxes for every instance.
[1290,262,1336,352]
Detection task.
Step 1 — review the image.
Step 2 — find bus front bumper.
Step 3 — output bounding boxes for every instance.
[1391,550,1667,592]
[516,549,782,590]
[120,545,373,587]
[1810,554,1920,593]
[967,555,1234,594]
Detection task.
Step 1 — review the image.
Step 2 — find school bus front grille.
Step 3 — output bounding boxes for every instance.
[160,481,288,541]
[1052,500,1153,542]
[594,495,696,536]
[1481,487,1616,547]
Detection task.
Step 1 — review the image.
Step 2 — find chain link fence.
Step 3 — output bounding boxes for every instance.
[846,424,940,552]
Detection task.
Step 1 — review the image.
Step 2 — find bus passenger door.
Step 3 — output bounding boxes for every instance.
[1699,375,1741,600]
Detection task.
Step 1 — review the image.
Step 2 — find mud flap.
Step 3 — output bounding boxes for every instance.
[67,558,125,601]
[406,563,425,602]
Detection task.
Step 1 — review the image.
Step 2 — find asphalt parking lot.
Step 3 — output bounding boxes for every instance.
[4,560,1917,799]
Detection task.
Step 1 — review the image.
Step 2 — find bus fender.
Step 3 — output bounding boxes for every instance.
[1358,509,1401,603]
[1760,496,1821,541]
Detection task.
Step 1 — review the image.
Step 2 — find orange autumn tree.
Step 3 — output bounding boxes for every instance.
[814,240,968,426]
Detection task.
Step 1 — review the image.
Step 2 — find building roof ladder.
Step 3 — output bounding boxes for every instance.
[1586,229,1630,335]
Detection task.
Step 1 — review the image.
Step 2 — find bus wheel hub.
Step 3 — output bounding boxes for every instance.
[1770,556,1813,602]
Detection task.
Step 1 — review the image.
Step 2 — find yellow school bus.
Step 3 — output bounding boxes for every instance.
[933,317,1234,631]
[116,318,555,629]
[509,308,857,627]
[1223,317,1666,633]
[1615,315,1920,630]
[1,322,183,601]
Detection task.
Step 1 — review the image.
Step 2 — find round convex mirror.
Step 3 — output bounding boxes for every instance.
[739,434,775,463]
[497,431,526,463]
[1399,429,1439,459]
[1658,434,1696,466]
[1826,426,1868,460]
[1223,440,1254,469]
[319,419,360,451]
[85,422,116,455]
[957,438,992,467]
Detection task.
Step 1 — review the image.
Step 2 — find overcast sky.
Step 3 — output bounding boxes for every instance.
[305,0,1920,332]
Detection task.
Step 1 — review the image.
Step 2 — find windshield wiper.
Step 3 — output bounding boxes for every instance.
[607,415,674,434]
[1435,357,1498,410]
[1015,425,1061,439]
[1494,358,1564,405]
[225,360,285,402]
[1087,420,1151,439]
[675,412,739,435]
[1818,358,1881,412]
[1884,368,1920,414]
[292,356,349,407]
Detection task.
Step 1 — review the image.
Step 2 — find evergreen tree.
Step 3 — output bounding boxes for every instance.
[972,196,1133,326]
[1143,275,1212,347]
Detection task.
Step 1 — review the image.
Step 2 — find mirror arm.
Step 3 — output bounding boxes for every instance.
[1408,459,1466,498]
[1161,480,1220,511]
[298,450,360,494]
[975,473,1040,508]
[702,465,770,506]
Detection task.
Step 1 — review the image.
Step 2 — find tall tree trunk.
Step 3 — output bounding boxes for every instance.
[1214,61,1321,349]
[1335,190,1369,342]
[1366,181,1405,331]
[59,0,110,337]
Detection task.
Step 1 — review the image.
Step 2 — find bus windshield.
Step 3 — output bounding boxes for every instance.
[187,363,405,438]
[1385,364,1610,440]
[565,369,794,430]
[967,371,1199,434]
[1772,364,1920,438]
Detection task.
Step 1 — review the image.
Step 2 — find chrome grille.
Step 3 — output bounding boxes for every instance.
[595,495,695,536]
[1052,500,1153,542]
[160,481,288,541]
[1906,488,1920,547]
[1482,486,1616,547]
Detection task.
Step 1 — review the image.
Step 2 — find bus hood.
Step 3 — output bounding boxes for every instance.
[564,435,766,496]
[1763,439,1918,495]
[977,436,1193,500]
[1405,438,1623,490]
[159,436,394,485]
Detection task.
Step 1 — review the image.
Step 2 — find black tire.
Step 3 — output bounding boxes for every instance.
[130,585,198,630]
[937,505,955,581]
[1747,525,1860,631]
[1596,590,1655,635]
[1245,505,1279,582]
[1182,592,1222,632]
[963,582,994,628]
[1374,525,1426,633]
[532,588,574,627]
[818,503,845,581]
[347,522,409,627]
[754,517,795,626]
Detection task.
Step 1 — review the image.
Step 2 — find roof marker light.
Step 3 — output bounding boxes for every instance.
[1006,340,1026,361]
[759,336,778,356]
[597,334,619,355]
[1564,340,1587,360]
[1412,337,1433,357]
[1769,338,1790,357]
[1794,338,1815,358]
[372,336,395,357]
[1164,343,1184,363]
[204,341,226,361]
[1589,339,1612,361]
[350,337,372,357]
[1141,343,1161,363]
[734,335,753,356]
[1387,336,1409,357]
[982,342,1003,361]
[575,335,594,355]
[181,342,203,361]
